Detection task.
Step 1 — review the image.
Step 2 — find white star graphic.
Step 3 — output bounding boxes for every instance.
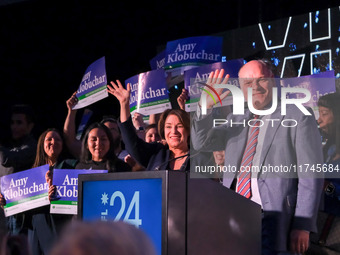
[101,192,109,205]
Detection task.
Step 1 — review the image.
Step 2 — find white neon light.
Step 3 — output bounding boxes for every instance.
[310,49,332,74]
[309,8,331,42]
[280,54,306,78]
[258,17,292,50]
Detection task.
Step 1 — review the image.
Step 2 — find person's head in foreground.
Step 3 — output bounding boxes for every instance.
[50,220,156,255]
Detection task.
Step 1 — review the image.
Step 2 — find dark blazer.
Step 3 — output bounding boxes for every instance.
[75,159,131,172]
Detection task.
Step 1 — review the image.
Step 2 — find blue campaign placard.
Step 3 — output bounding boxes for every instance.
[184,59,244,87]
[165,35,223,69]
[76,56,107,98]
[150,50,165,70]
[0,164,50,216]
[51,169,108,215]
[183,59,244,112]
[73,56,108,109]
[53,169,108,202]
[82,178,163,255]
[126,69,170,115]
[1,164,49,204]
[75,109,93,140]
[280,70,336,118]
[125,74,139,112]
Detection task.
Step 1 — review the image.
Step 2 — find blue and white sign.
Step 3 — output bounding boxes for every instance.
[50,169,108,214]
[82,178,163,255]
[73,56,108,109]
[280,70,336,119]
[150,50,166,70]
[184,59,244,112]
[0,164,50,216]
[75,109,93,140]
[126,69,171,115]
[164,36,223,70]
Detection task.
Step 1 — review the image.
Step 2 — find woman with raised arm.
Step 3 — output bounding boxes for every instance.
[107,80,190,171]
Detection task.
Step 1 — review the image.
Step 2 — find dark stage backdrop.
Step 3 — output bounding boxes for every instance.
[218,6,340,85]
[0,2,338,144]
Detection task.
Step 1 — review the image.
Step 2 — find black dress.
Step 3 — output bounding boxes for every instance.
[75,158,131,172]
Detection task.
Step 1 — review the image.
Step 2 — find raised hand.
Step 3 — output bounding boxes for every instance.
[177,88,189,110]
[107,80,132,123]
[107,80,131,105]
[132,112,146,130]
[66,91,78,112]
[199,69,230,110]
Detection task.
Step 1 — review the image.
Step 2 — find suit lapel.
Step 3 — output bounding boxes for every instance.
[258,106,284,169]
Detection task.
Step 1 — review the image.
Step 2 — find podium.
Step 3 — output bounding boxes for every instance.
[78,170,261,255]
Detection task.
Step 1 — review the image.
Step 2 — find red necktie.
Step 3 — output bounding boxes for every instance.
[236,115,260,198]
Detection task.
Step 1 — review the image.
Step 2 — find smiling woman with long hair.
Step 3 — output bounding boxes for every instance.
[33,128,66,168]
[107,80,190,171]
[75,122,131,172]
[31,128,72,255]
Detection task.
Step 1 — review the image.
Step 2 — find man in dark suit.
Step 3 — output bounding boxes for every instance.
[191,60,323,254]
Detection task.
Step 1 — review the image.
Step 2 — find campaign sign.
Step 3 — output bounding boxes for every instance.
[81,178,163,255]
[149,50,165,70]
[126,69,171,115]
[164,36,223,70]
[0,164,50,217]
[75,108,93,140]
[280,70,336,119]
[125,73,139,113]
[73,56,108,109]
[184,59,244,112]
[50,169,108,214]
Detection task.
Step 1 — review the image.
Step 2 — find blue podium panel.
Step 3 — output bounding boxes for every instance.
[78,172,166,255]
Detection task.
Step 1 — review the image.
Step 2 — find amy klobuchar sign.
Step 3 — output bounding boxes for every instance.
[0,164,50,217]
[184,59,244,112]
[50,169,108,215]
[125,69,171,115]
[280,70,336,119]
[149,50,165,70]
[73,56,108,110]
[164,36,223,69]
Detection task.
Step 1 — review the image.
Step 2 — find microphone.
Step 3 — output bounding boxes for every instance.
[154,153,190,171]
[154,151,204,171]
